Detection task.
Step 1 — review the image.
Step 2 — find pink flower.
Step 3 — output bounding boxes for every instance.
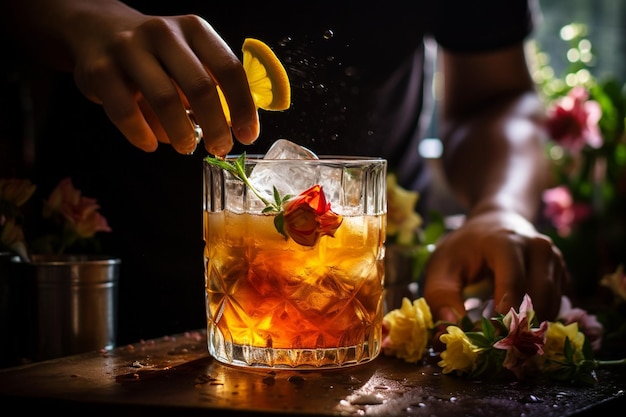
[493,294,548,379]
[545,86,603,151]
[557,295,603,352]
[44,177,111,238]
[542,186,592,237]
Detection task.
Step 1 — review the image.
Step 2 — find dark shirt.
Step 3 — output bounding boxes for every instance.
[12,0,536,344]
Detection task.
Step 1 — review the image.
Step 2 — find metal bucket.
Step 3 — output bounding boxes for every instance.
[10,254,120,363]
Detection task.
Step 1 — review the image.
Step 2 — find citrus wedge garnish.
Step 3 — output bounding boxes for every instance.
[218,38,291,124]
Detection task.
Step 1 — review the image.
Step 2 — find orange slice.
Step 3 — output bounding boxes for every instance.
[218,38,291,124]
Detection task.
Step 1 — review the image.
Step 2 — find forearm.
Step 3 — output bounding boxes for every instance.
[1,0,141,71]
[439,91,548,221]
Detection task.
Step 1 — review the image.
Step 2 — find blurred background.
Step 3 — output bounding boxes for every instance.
[535,0,625,84]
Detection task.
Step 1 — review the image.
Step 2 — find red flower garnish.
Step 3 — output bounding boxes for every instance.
[278,185,343,247]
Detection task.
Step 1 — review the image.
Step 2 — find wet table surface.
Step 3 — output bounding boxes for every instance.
[0,330,624,417]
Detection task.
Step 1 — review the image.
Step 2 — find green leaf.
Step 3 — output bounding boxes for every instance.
[205,155,238,176]
[271,186,285,210]
[423,211,445,244]
[274,212,287,240]
[466,332,492,348]
[458,315,474,331]
[563,337,575,363]
[481,317,496,341]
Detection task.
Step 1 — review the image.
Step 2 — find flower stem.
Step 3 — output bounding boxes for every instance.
[596,358,626,366]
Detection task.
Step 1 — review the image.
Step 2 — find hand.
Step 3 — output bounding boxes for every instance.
[422,208,568,322]
[68,7,259,155]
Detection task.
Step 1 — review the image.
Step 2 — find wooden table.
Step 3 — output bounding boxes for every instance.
[0,330,624,416]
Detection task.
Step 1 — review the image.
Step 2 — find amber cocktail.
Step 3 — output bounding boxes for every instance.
[203,153,387,369]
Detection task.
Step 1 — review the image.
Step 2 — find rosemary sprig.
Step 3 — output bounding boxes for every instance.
[204,153,292,214]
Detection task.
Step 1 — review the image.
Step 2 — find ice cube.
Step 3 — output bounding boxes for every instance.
[263,139,319,160]
[248,139,320,204]
[246,139,351,215]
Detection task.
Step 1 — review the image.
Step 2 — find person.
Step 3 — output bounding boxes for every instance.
[0,0,567,344]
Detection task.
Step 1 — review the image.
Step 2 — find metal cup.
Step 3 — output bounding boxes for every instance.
[10,254,120,363]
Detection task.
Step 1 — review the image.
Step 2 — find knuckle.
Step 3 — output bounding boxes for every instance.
[107,29,139,55]
[530,234,554,252]
[148,88,181,110]
[212,57,247,86]
[176,14,206,29]
[137,16,178,39]
[185,76,218,102]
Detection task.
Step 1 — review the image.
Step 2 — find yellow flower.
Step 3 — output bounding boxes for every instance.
[382,297,433,363]
[0,218,29,259]
[386,173,422,245]
[0,178,36,259]
[0,178,36,207]
[438,326,484,375]
[599,265,626,303]
[543,321,586,364]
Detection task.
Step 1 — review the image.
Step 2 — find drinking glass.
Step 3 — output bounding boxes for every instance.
[203,154,387,369]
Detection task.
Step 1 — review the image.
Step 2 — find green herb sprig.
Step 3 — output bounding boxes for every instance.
[205,153,292,213]
[205,153,293,237]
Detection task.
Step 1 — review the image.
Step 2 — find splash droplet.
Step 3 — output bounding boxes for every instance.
[278,36,292,47]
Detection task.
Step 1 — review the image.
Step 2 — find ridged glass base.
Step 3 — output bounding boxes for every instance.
[207,323,381,369]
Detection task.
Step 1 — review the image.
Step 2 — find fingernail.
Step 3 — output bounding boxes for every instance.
[210,145,230,158]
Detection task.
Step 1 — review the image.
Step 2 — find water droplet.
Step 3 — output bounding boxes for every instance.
[323,29,334,40]
[278,37,292,47]
[316,84,328,94]
[262,376,275,386]
[349,394,384,405]
[288,375,305,387]
[326,55,335,62]
[330,133,339,141]
[520,394,542,404]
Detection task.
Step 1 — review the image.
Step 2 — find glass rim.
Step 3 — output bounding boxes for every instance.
[205,154,387,163]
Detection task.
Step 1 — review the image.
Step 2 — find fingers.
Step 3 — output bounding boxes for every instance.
[185,16,259,148]
[422,247,467,322]
[525,236,567,320]
[486,233,526,316]
[423,224,567,324]
[114,22,201,154]
[482,233,565,321]
[143,16,235,155]
[74,55,159,152]
[74,15,259,155]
